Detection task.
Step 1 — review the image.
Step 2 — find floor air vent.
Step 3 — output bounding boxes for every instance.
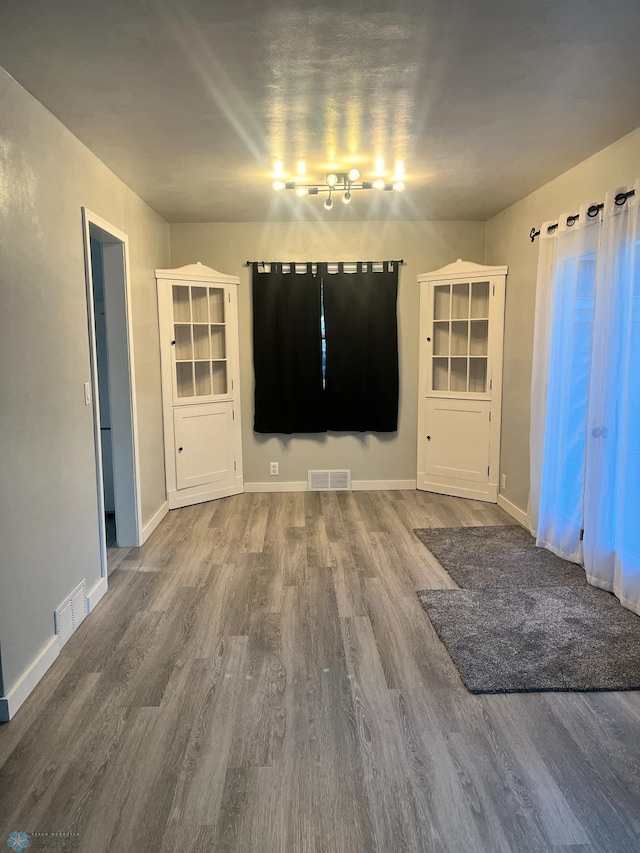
[54,579,87,648]
[308,469,351,491]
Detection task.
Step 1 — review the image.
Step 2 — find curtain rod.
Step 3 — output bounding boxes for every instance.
[245,259,404,266]
[529,189,635,242]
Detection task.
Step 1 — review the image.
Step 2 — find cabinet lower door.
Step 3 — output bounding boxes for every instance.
[419,398,495,501]
[172,402,240,507]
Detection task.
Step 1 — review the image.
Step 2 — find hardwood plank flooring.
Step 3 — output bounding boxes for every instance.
[1,490,640,852]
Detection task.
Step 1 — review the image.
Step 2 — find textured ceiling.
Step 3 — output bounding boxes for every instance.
[1,0,639,222]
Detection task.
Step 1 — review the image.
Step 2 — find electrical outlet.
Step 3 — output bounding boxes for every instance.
[270,462,279,476]
[501,473,507,490]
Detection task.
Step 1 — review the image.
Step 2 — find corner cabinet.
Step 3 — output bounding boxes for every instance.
[417,259,507,502]
[156,263,243,509]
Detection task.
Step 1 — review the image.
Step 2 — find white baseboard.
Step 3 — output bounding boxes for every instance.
[0,635,60,723]
[87,575,109,613]
[141,500,169,544]
[244,481,307,492]
[1,573,111,722]
[245,479,417,493]
[497,493,528,528]
[352,479,416,491]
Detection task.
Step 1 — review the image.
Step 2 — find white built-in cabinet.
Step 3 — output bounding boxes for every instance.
[417,260,507,502]
[156,263,243,509]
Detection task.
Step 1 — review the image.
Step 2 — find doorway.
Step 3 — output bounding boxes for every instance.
[82,210,142,576]
[89,237,116,546]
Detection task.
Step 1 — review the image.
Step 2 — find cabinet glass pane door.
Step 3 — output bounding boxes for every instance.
[172,284,228,399]
[431,281,489,393]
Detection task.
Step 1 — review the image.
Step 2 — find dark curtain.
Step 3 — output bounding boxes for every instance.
[252,263,326,433]
[252,261,399,434]
[323,262,399,432]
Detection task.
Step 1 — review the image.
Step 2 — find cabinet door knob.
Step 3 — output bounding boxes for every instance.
[171,340,176,345]
[426,435,431,441]
[178,446,184,452]
[426,336,431,342]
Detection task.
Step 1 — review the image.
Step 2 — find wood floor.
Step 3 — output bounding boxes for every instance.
[1,490,640,852]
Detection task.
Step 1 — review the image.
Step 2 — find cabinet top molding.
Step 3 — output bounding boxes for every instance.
[155,262,239,284]
[417,259,508,282]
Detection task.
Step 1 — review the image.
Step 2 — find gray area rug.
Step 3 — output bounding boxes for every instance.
[415,524,640,693]
[414,524,585,588]
[418,586,640,693]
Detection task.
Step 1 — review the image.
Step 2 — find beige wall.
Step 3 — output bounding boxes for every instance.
[170,221,486,486]
[0,68,169,696]
[486,126,640,513]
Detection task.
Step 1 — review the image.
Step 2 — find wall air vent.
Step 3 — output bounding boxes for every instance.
[308,469,351,491]
[54,579,87,649]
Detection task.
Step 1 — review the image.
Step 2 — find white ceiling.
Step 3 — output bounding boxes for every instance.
[1,0,639,223]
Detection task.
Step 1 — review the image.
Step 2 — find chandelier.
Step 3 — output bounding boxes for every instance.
[272,166,406,210]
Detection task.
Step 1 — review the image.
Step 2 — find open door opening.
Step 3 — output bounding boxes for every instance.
[89,238,117,546]
[83,210,142,576]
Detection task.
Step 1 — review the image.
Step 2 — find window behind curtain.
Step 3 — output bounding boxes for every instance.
[252,261,399,434]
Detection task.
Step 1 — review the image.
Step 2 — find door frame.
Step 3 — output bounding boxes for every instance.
[82,208,142,576]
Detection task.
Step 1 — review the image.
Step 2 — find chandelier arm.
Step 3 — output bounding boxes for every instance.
[275,168,405,200]
[285,183,376,192]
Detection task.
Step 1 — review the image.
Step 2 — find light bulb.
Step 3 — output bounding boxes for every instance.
[373,178,385,190]
[273,160,284,176]
[374,156,385,175]
[324,197,334,210]
[342,191,352,205]
[326,173,338,187]
[297,160,306,176]
[296,186,308,197]
[347,168,360,182]
[272,179,285,191]
[392,181,405,192]
[394,160,405,179]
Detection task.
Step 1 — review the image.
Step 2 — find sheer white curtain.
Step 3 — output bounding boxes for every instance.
[529,206,599,563]
[529,181,640,614]
[583,182,640,614]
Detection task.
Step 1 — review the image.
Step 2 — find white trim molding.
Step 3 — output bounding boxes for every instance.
[244,481,308,493]
[168,481,244,508]
[497,493,528,528]
[0,635,59,722]
[87,576,109,613]
[82,208,143,575]
[417,258,508,283]
[155,262,239,285]
[417,477,497,503]
[1,574,110,721]
[245,479,417,493]
[141,500,169,544]
[352,479,417,491]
